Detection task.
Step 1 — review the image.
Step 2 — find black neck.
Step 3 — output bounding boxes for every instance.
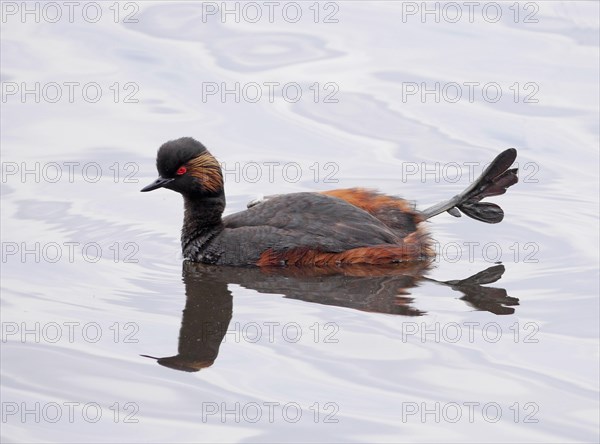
[181,193,225,254]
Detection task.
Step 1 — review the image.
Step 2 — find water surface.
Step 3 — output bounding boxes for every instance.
[1,1,599,442]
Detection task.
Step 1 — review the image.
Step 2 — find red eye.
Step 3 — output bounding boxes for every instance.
[176,166,187,175]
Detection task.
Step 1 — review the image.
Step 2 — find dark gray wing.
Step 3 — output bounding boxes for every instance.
[217,193,401,263]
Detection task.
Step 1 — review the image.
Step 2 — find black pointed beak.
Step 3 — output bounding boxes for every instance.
[141,176,174,192]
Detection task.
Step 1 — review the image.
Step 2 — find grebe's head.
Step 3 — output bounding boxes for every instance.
[141,137,223,196]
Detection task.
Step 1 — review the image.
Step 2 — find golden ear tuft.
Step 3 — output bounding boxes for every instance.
[186,152,223,193]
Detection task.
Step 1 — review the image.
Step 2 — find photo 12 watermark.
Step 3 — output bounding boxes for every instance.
[1,321,140,344]
[201,82,339,104]
[222,321,339,344]
[1,161,139,184]
[1,82,140,104]
[399,160,538,184]
[399,81,539,104]
[1,241,140,264]
[399,2,539,24]
[401,321,539,344]
[221,160,339,184]
[432,241,539,264]
[400,401,539,423]
[201,401,339,423]
[1,2,140,24]
[1,401,139,424]
[198,1,340,24]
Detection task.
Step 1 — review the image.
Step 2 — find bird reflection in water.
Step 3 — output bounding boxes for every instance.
[142,262,518,372]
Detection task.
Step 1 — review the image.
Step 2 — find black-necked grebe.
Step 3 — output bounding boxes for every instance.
[141,138,518,266]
